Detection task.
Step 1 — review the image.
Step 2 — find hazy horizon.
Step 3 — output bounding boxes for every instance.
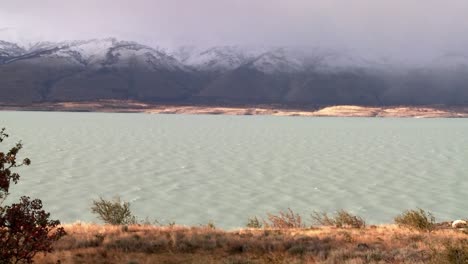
[1,0,468,63]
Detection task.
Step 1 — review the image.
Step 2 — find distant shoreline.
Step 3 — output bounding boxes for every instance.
[1,100,468,118]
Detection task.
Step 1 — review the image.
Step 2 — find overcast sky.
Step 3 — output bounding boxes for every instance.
[1,0,468,59]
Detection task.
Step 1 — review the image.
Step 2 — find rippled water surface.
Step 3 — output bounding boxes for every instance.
[1,111,467,228]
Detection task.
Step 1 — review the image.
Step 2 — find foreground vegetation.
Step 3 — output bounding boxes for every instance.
[33,223,467,264]
[37,201,468,264]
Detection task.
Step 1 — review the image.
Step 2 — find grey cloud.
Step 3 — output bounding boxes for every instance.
[1,0,468,61]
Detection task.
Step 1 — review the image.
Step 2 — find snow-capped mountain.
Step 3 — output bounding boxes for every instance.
[0,40,26,61]
[0,38,188,71]
[0,37,437,74]
[55,38,187,71]
[1,37,468,106]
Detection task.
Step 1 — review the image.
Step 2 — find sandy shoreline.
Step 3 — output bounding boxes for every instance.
[1,100,468,118]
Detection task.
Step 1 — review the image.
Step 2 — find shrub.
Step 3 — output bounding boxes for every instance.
[246,216,262,228]
[394,208,435,232]
[311,210,366,228]
[206,221,216,230]
[0,197,66,264]
[310,211,335,227]
[91,196,137,225]
[0,128,31,201]
[0,128,66,263]
[264,208,304,229]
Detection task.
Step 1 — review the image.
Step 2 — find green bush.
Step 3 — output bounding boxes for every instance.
[91,197,137,225]
[206,221,216,230]
[311,210,366,228]
[394,208,435,232]
[246,216,262,228]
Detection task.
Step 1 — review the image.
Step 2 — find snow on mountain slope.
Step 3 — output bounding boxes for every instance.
[172,46,267,72]
[248,48,307,73]
[0,38,188,71]
[2,37,465,74]
[172,45,375,74]
[0,40,25,58]
[42,38,186,71]
[0,34,407,73]
[99,40,186,71]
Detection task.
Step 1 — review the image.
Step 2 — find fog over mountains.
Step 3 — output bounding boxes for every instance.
[1,38,468,106]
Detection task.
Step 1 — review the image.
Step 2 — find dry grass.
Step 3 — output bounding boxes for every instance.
[264,208,305,229]
[33,223,468,264]
[311,210,366,229]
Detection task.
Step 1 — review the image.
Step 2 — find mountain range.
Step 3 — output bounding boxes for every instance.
[1,38,468,106]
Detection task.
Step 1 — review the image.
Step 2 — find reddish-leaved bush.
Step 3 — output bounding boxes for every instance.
[0,128,66,264]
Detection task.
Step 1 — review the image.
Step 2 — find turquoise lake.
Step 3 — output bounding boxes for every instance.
[1,111,467,228]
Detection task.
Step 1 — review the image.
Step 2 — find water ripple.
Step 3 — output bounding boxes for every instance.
[1,112,467,228]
